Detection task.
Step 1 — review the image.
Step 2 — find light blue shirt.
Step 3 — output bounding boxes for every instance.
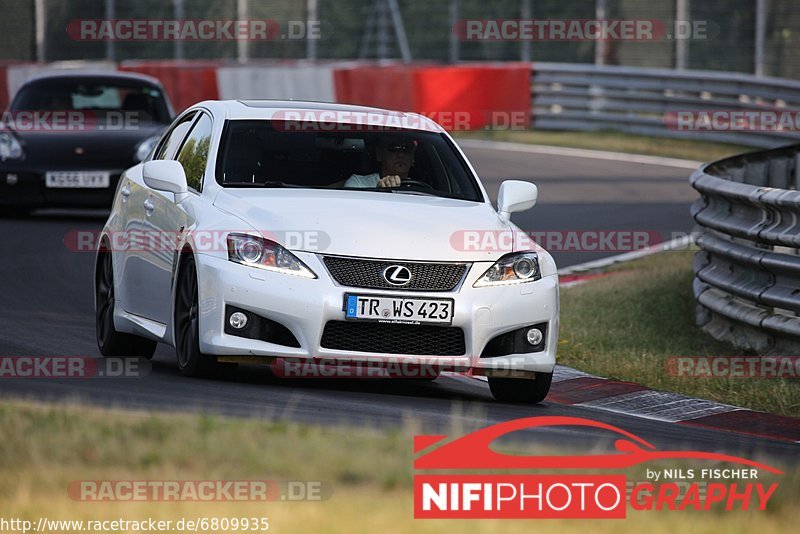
[344,173,380,188]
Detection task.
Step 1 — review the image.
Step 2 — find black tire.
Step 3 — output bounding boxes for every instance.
[174,255,235,377]
[488,372,553,404]
[95,249,157,359]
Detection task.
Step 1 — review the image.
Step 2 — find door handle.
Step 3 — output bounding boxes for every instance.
[143,198,155,213]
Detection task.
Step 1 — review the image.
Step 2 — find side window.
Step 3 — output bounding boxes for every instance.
[176,113,213,192]
[155,112,196,161]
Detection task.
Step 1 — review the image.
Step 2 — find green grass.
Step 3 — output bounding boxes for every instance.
[559,250,800,417]
[454,129,752,162]
[0,401,797,533]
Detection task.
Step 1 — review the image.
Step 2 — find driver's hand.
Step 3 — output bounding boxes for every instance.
[377,175,402,188]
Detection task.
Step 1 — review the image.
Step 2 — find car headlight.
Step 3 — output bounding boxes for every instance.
[227,233,317,279]
[473,252,541,287]
[134,135,160,162]
[0,132,24,161]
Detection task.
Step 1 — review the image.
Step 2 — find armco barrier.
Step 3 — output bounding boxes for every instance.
[691,144,800,353]
[118,60,220,112]
[532,63,800,148]
[333,64,530,130]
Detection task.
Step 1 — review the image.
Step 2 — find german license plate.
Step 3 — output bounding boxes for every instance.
[344,294,454,325]
[45,171,110,188]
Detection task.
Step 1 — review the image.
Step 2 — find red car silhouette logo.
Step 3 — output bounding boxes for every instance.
[414,416,782,473]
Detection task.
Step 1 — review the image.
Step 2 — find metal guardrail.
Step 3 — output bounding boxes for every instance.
[690,144,800,353]
[532,63,800,148]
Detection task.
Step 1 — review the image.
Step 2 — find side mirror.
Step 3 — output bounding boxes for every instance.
[497,180,538,220]
[143,160,188,199]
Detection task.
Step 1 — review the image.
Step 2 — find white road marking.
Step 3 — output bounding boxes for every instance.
[456,139,703,170]
[552,365,598,383]
[577,390,739,423]
[558,234,694,275]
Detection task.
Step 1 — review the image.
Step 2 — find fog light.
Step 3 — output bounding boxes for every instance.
[6,173,18,185]
[229,311,248,329]
[526,327,543,346]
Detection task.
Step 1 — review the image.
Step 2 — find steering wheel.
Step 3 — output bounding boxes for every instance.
[398,179,434,190]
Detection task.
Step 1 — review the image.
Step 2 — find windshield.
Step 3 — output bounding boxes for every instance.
[215,120,484,202]
[11,79,171,124]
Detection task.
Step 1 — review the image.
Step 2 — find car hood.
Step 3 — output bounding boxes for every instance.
[213,188,514,261]
[6,122,165,168]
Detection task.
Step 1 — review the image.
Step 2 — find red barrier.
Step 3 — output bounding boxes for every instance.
[119,61,220,112]
[333,66,416,111]
[333,64,531,130]
[1,61,529,128]
[0,64,9,110]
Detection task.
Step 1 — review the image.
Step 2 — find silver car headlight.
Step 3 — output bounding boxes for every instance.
[473,252,541,287]
[227,233,317,279]
[0,132,24,161]
[134,135,160,162]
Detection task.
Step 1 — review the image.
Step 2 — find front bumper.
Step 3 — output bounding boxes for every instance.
[195,252,559,374]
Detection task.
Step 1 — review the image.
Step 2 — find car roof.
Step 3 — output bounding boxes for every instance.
[193,99,444,132]
[20,70,165,88]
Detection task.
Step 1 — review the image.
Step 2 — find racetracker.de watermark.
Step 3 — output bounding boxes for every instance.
[65,229,330,253]
[450,230,661,253]
[454,19,713,41]
[666,356,800,378]
[0,356,149,378]
[67,19,320,41]
[273,358,465,379]
[69,480,330,501]
[270,110,529,132]
[0,111,141,132]
[665,110,800,132]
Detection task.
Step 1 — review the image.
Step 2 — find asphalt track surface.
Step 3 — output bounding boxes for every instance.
[1,147,796,465]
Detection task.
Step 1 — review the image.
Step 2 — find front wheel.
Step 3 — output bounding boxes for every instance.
[174,255,234,377]
[488,372,553,404]
[95,250,157,359]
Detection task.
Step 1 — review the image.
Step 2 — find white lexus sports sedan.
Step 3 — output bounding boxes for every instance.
[95,100,559,403]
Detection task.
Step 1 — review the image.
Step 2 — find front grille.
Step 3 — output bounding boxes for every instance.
[320,321,466,356]
[323,256,468,291]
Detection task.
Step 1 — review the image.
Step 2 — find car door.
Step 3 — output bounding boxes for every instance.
[137,111,214,324]
[120,111,197,322]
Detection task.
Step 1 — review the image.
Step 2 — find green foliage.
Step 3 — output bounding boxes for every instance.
[177,135,210,191]
[559,250,800,416]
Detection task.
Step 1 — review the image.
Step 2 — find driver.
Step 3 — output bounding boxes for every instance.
[344,137,416,188]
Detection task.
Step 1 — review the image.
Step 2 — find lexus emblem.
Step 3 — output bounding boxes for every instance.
[383,265,412,286]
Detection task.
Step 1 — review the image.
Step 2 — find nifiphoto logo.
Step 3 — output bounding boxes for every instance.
[414,417,782,519]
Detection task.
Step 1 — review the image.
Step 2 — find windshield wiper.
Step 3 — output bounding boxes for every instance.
[388,189,438,197]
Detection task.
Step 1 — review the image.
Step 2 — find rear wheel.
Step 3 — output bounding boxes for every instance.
[488,372,553,404]
[95,250,157,359]
[174,255,235,377]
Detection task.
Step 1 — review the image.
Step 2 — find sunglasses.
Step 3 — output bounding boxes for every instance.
[385,143,416,153]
